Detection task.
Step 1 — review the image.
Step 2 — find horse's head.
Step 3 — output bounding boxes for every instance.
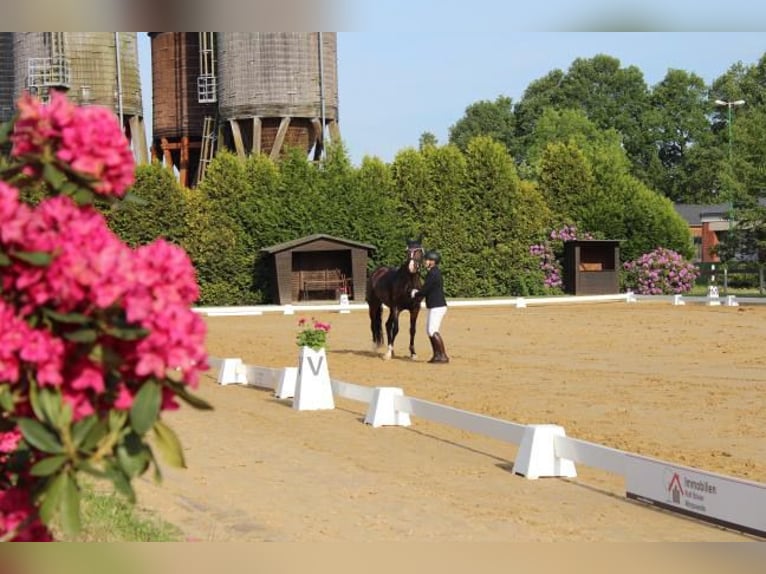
[405,238,424,274]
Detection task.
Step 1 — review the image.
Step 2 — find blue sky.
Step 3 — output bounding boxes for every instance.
[136,32,765,165]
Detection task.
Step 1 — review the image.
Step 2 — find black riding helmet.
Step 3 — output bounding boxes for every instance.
[424,250,441,264]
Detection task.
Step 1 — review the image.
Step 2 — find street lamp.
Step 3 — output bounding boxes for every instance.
[714,99,746,161]
[714,98,745,295]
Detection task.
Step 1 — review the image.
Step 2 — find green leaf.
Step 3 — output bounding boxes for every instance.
[152,419,186,469]
[30,454,68,477]
[0,251,10,267]
[76,461,108,479]
[109,409,128,432]
[130,381,161,435]
[43,162,66,189]
[10,250,53,267]
[63,328,98,343]
[18,418,64,454]
[106,465,135,503]
[80,418,108,452]
[0,384,14,412]
[148,449,163,484]
[36,387,61,428]
[72,188,95,206]
[104,325,150,341]
[38,472,66,524]
[59,472,81,535]
[43,308,91,324]
[0,118,13,144]
[71,415,98,449]
[28,382,45,422]
[166,382,214,411]
[117,435,150,478]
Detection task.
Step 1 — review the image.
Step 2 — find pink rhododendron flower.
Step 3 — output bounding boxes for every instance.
[0,488,53,542]
[11,91,135,197]
[1,91,209,541]
[0,430,22,454]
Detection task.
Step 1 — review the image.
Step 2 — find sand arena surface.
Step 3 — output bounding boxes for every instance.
[134,302,766,541]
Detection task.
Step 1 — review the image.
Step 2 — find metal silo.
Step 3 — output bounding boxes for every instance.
[12,32,148,163]
[216,32,339,161]
[149,32,217,188]
[0,33,14,123]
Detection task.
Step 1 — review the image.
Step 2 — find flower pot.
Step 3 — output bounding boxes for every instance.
[293,346,335,411]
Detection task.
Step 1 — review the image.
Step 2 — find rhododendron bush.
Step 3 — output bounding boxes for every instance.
[622,247,699,295]
[529,225,593,291]
[0,92,210,541]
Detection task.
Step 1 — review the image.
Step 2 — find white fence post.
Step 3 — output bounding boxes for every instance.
[275,366,298,399]
[364,387,411,427]
[217,358,247,385]
[513,424,577,480]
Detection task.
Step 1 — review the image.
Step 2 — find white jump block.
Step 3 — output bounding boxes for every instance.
[725,295,739,307]
[513,424,577,480]
[515,297,527,309]
[364,387,411,427]
[626,291,637,303]
[293,347,335,411]
[706,285,721,306]
[339,293,351,314]
[275,367,298,399]
[217,358,247,386]
[673,294,685,306]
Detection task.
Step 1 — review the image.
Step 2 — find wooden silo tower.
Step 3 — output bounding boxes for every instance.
[0,33,14,123]
[149,32,218,188]
[216,33,339,161]
[12,32,148,164]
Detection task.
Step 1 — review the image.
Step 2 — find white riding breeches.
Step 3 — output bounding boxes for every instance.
[426,306,447,337]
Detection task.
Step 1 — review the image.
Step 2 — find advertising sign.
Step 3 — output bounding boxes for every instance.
[626,454,766,538]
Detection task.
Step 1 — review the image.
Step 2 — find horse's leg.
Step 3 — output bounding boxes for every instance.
[408,306,420,359]
[384,307,400,360]
[368,297,383,349]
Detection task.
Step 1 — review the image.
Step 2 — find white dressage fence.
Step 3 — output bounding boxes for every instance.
[211,354,766,538]
[192,290,765,317]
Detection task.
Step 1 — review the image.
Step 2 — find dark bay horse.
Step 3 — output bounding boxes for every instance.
[366,239,424,360]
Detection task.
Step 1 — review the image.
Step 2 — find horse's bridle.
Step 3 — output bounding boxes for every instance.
[407,246,424,273]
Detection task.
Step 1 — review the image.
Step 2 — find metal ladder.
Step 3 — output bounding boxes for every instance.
[197,32,217,103]
[196,115,217,185]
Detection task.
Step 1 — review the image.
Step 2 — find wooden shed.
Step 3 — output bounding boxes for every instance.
[563,240,621,295]
[261,234,375,304]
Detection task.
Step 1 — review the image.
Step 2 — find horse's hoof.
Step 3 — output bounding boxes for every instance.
[383,353,392,361]
[410,354,417,360]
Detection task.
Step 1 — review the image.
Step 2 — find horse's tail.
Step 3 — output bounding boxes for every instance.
[371,303,383,347]
[366,269,385,347]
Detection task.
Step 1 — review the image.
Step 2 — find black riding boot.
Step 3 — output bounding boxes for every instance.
[428,335,439,363]
[429,332,449,363]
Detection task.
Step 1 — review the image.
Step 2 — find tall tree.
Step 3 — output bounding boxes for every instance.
[538,141,595,224]
[448,96,515,152]
[645,69,711,201]
[418,131,438,150]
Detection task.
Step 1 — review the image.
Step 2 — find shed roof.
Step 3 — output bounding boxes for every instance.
[261,233,376,254]
[673,203,729,225]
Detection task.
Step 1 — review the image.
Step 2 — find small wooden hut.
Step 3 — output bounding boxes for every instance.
[563,240,621,295]
[261,234,375,304]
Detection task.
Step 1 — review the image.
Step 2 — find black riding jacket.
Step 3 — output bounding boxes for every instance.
[418,266,447,309]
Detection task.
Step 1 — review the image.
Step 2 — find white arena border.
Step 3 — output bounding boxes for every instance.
[194,291,763,317]
[208,356,766,539]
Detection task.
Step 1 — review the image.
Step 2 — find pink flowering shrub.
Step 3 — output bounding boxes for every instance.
[0,92,210,542]
[622,247,699,295]
[529,225,593,290]
[11,92,135,197]
[295,317,331,350]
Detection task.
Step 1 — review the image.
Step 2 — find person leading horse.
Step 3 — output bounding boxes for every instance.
[366,239,424,360]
